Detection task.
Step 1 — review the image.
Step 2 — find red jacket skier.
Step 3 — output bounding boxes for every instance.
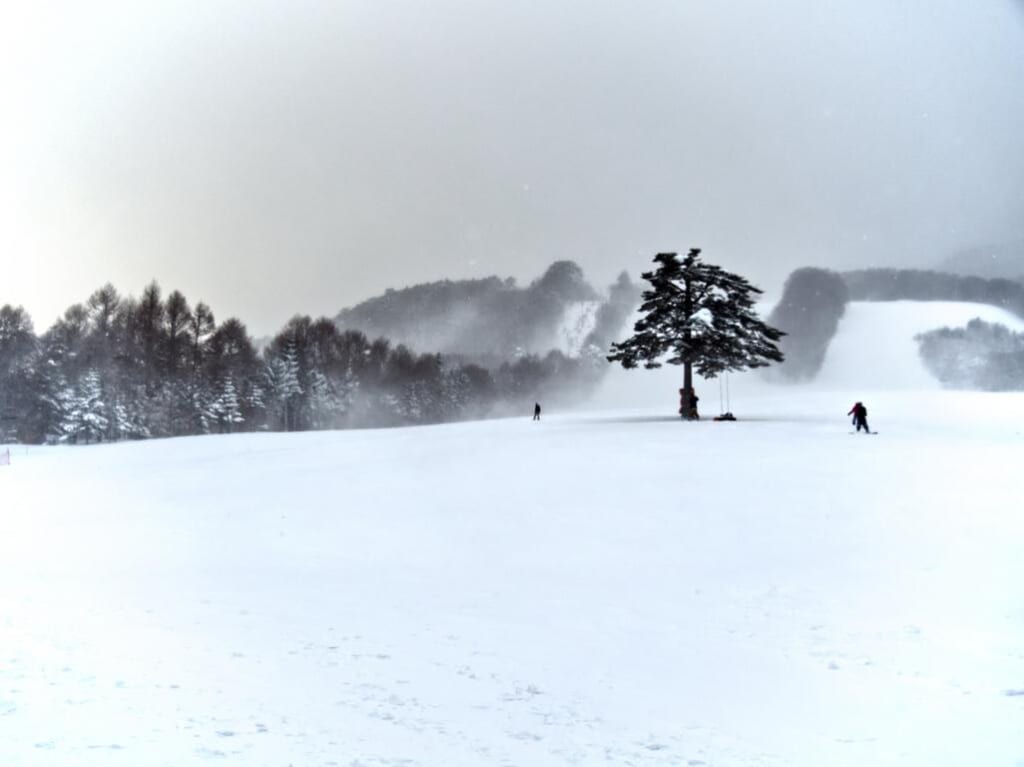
[847,402,870,433]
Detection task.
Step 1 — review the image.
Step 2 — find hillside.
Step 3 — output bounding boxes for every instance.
[334,261,639,359]
[816,301,1024,390]
[765,266,1024,385]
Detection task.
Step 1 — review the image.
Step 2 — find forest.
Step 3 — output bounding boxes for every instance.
[0,264,638,444]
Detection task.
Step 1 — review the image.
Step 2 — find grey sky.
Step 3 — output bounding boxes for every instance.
[3,0,1023,335]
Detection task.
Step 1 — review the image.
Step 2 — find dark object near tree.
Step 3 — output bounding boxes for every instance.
[713,412,737,422]
[678,387,700,420]
[608,250,785,412]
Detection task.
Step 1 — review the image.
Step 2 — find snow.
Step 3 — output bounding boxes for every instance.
[552,300,602,356]
[816,301,1024,390]
[2,302,1024,766]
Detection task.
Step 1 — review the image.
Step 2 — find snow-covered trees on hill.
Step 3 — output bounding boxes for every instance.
[0,305,37,442]
[842,269,1024,318]
[334,261,634,357]
[766,268,849,382]
[0,277,615,444]
[916,319,1024,390]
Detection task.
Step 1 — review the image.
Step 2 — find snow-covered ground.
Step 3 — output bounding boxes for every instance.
[2,302,1024,766]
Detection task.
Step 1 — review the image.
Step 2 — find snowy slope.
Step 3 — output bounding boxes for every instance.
[815,301,1024,390]
[551,300,602,356]
[2,391,1024,767]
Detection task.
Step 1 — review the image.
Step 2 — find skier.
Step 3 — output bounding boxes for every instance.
[688,390,700,420]
[847,401,870,433]
[533,402,541,421]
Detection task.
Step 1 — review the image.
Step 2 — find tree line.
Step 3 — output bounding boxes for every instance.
[841,268,1024,318]
[916,319,1024,391]
[765,267,849,382]
[0,283,608,445]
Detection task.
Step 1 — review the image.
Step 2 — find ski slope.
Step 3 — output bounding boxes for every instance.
[552,300,602,357]
[2,300,1024,766]
[816,301,1024,390]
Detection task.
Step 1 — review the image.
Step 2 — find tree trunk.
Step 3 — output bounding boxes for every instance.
[682,275,694,418]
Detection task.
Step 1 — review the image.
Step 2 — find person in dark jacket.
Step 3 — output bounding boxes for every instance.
[847,401,870,433]
[533,402,541,421]
[678,388,700,420]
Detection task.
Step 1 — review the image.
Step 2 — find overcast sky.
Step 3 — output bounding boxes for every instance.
[3,0,1023,334]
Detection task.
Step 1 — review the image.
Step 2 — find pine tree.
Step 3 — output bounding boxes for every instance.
[163,290,192,377]
[59,370,109,444]
[265,346,303,431]
[608,250,785,410]
[210,377,245,433]
[441,367,471,419]
[307,369,342,429]
[247,381,267,428]
[0,305,38,441]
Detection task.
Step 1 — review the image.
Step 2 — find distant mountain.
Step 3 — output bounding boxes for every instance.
[936,241,1024,283]
[335,261,640,361]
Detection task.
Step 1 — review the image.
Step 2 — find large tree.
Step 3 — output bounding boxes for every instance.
[608,250,785,411]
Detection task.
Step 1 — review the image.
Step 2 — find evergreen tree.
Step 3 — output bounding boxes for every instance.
[766,268,848,382]
[307,369,346,429]
[0,305,38,441]
[163,289,193,377]
[441,367,472,419]
[59,370,109,444]
[188,302,216,376]
[186,382,215,435]
[136,281,165,394]
[210,377,245,433]
[608,250,785,407]
[264,345,303,431]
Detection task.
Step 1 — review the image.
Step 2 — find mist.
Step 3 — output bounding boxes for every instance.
[3,0,1023,334]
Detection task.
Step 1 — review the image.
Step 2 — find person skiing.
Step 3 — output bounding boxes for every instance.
[533,402,541,421]
[847,401,870,433]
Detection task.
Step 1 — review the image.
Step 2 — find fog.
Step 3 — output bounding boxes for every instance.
[3,0,1023,334]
